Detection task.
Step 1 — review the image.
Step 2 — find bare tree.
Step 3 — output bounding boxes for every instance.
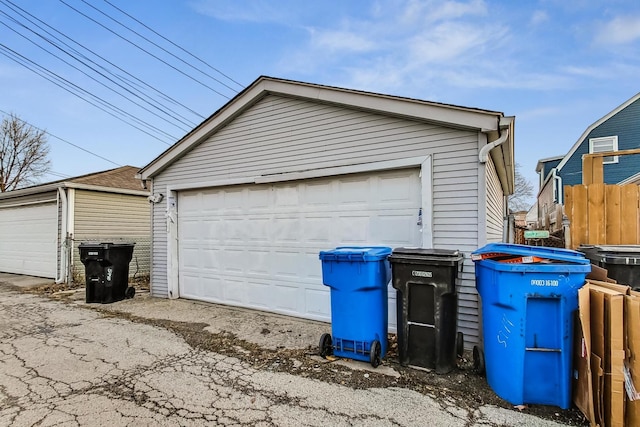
[0,113,51,192]
[508,163,535,212]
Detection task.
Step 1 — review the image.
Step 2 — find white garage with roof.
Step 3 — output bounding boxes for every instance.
[0,166,151,282]
[137,76,515,346]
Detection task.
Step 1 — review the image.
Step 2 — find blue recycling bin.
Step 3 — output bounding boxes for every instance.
[318,246,391,368]
[472,243,591,409]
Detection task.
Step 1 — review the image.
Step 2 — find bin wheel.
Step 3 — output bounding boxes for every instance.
[456,332,464,357]
[370,340,382,368]
[473,345,485,376]
[125,287,135,299]
[319,333,333,358]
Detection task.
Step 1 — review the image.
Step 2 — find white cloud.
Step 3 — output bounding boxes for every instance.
[190,0,292,23]
[407,22,505,64]
[561,65,609,79]
[530,10,549,26]
[309,29,377,53]
[594,15,640,45]
[393,0,487,25]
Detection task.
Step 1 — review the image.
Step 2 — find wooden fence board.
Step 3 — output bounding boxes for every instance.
[565,183,640,249]
[621,185,639,244]
[605,185,621,245]
[588,183,605,244]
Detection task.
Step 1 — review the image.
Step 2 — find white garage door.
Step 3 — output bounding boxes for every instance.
[177,169,422,325]
[0,202,58,278]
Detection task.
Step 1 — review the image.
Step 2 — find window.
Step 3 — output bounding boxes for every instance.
[589,136,618,164]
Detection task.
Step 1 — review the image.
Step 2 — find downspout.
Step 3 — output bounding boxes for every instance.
[55,187,68,284]
[478,129,511,242]
[552,169,563,205]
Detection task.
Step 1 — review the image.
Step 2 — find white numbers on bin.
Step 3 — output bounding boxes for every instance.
[412,270,433,278]
[531,279,559,287]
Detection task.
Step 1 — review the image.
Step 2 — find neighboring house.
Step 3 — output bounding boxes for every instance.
[0,166,151,282]
[536,92,640,230]
[525,201,538,229]
[137,76,515,347]
[535,155,564,230]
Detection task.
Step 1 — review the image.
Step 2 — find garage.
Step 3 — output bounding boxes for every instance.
[0,202,57,278]
[177,169,422,325]
[139,76,515,346]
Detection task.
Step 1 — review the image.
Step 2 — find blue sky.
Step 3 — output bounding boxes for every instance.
[1,0,639,201]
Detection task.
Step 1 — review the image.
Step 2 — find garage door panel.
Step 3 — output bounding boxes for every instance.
[0,203,57,278]
[306,288,331,318]
[178,169,421,325]
[303,217,333,242]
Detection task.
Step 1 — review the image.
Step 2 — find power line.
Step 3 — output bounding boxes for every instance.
[0,15,194,132]
[0,44,174,144]
[81,0,240,93]
[0,0,206,122]
[59,0,233,100]
[0,108,122,166]
[102,0,244,90]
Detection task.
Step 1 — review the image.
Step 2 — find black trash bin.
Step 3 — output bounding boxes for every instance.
[79,242,135,304]
[578,244,640,289]
[389,248,464,374]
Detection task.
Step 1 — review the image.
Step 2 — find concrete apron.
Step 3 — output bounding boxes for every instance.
[65,287,400,376]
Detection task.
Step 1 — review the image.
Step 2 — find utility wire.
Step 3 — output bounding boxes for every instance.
[102,0,244,89]
[0,44,174,144]
[81,0,239,93]
[0,15,194,132]
[59,0,232,100]
[0,108,122,166]
[0,0,206,121]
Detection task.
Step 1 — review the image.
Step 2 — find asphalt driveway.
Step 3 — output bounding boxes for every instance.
[0,276,580,426]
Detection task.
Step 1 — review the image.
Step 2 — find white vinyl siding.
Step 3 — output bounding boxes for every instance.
[72,190,151,279]
[150,93,485,344]
[485,156,504,242]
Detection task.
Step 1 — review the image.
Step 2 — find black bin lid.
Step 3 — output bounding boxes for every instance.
[578,244,640,264]
[389,247,463,265]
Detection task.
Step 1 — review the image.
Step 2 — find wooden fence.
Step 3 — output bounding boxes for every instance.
[564,183,640,249]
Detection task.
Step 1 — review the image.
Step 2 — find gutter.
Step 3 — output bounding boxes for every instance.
[479,129,509,164]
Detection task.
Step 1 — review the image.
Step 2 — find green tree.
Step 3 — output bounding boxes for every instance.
[0,113,50,192]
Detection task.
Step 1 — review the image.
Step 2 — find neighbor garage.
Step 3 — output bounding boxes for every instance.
[0,198,57,278]
[138,76,515,346]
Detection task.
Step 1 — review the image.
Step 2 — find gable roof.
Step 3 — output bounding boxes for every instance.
[535,155,564,173]
[0,166,148,200]
[556,92,640,172]
[138,76,514,191]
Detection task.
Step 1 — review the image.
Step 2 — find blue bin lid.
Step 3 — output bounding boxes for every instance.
[472,243,590,265]
[319,246,392,262]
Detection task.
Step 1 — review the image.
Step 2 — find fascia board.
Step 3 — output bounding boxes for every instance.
[138,80,269,180]
[0,183,60,200]
[490,116,515,194]
[64,182,149,196]
[263,79,502,131]
[139,77,505,180]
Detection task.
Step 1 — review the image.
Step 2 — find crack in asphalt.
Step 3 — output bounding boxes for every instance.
[0,286,584,426]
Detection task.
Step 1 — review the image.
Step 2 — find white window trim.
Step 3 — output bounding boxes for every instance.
[589,135,619,164]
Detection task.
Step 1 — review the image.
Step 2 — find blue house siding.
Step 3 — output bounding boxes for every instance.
[560,98,640,189]
[539,158,561,181]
